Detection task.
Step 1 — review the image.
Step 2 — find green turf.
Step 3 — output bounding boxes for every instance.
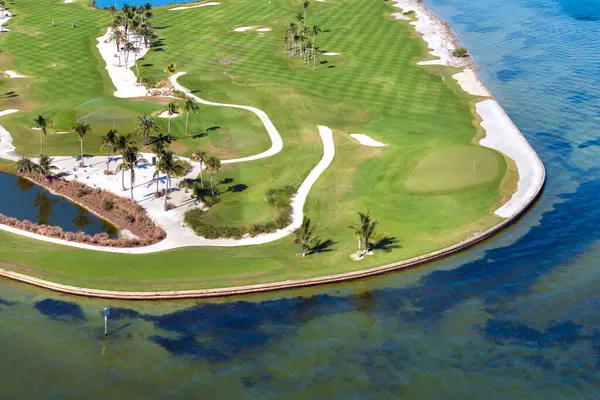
[0,0,515,291]
[405,145,503,193]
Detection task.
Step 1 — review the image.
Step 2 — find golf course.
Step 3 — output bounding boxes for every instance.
[0,0,541,293]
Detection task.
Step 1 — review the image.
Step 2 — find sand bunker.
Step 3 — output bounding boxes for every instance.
[256,27,272,32]
[64,0,73,3]
[0,109,18,117]
[169,2,220,11]
[5,70,27,78]
[233,26,256,32]
[55,131,70,135]
[158,110,181,119]
[452,69,490,97]
[322,52,340,56]
[350,134,386,147]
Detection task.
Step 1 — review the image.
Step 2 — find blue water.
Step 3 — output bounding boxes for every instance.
[2,0,600,397]
[94,0,199,8]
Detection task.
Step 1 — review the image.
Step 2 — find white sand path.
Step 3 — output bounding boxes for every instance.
[453,69,490,97]
[0,11,12,32]
[0,125,334,253]
[350,134,386,147]
[169,2,220,11]
[171,72,283,163]
[5,70,27,78]
[97,28,150,98]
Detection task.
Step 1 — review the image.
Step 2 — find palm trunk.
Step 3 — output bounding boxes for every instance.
[302,244,307,257]
[121,167,126,191]
[106,149,111,173]
[358,237,362,255]
[143,132,147,146]
[130,170,135,200]
[164,173,170,210]
[39,131,43,155]
[80,138,84,166]
[185,111,189,135]
[210,172,215,195]
[200,161,204,188]
[155,174,159,196]
[135,57,139,83]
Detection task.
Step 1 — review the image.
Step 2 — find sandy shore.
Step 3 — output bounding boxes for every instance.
[393,0,544,219]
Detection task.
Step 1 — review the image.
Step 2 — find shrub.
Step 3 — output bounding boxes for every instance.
[125,214,136,223]
[77,188,92,197]
[141,75,162,88]
[452,47,468,57]
[403,10,415,16]
[102,197,115,211]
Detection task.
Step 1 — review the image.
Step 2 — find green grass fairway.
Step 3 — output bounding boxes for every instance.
[0,0,517,291]
[405,146,503,193]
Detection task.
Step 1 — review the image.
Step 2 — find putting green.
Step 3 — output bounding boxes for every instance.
[405,146,502,193]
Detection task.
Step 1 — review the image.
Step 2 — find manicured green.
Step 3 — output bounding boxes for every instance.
[0,0,514,291]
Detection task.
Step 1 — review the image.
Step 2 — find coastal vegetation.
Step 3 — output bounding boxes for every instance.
[0,0,513,291]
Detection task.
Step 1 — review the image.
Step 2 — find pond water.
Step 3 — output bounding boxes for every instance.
[2,0,600,397]
[0,173,118,237]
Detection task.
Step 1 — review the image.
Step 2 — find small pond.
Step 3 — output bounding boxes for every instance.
[95,0,194,8]
[0,173,119,237]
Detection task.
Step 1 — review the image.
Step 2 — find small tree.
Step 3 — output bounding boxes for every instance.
[166,102,179,140]
[37,154,58,181]
[73,122,92,167]
[33,115,52,155]
[116,145,147,201]
[191,150,206,188]
[452,46,468,57]
[134,113,159,146]
[303,0,310,23]
[101,129,118,173]
[206,155,221,195]
[15,157,39,175]
[165,62,176,77]
[349,211,378,256]
[294,216,315,257]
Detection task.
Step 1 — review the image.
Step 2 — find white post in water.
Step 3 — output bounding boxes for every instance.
[104,307,110,337]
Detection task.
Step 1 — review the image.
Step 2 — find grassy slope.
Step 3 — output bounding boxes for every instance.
[0,0,513,291]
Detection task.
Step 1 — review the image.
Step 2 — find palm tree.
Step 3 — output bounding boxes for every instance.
[294,216,315,257]
[349,212,378,256]
[184,97,199,136]
[282,35,289,51]
[148,132,173,156]
[166,102,179,140]
[289,23,297,52]
[134,113,158,146]
[115,134,134,190]
[155,150,187,210]
[109,27,125,66]
[206,155,221,195]
[73,123,91,167]
[100,129,118,173]
[37,154,58,181]
[296,12,305,25]
[311,25,321,70]
[123,41,135,67]
[165,62,176,77]
[190,150,206,188]
[303,0,310,23]
[116,145,147,201]
[33,115,52,155]
[15,157,38,175]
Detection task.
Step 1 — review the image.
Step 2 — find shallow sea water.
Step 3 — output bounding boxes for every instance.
[2,0,600,397]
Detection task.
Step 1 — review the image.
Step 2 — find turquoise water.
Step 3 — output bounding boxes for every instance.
[2,0,600,397]
[0,172,118,237]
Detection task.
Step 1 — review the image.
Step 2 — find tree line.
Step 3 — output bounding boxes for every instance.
[283,1,322,70]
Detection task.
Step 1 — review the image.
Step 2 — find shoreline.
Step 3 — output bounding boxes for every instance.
[0,0,545,298]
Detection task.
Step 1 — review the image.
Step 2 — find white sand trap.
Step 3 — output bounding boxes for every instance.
[64,0,73,3]
[256,27,272,32]
[31,127,41,131]
[97,27,150,98]
[0,125,17,161]
[350,134,386,147]
[453,69,490,97]
[0,109,18,117]
[315,0,325,2]
[158,110,181,119]
[477,99,544,218]
[5,70,27,78]
[55,131,70,135]
[0,11,12,32]
[391,12,410,21]
[322,52,340,56]
[169,2,220,11]
[233,26,256,32]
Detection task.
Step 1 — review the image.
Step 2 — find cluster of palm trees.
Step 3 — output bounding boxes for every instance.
[108,3,155,80]
[190,152,221,196]
[15,155,58,181]
[283,1,322,70]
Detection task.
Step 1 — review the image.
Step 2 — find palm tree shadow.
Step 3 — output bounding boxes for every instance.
[308,238,336,255]
[371,236,401,252]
